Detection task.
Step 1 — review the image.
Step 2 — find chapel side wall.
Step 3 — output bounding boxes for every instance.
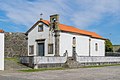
[76,35,89,56]
[59,32,90,57]
[90,38,105,56]
[28,22,55,56]
[0,33,4,70]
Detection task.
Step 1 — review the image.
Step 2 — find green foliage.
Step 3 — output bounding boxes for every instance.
[105,39,113,52]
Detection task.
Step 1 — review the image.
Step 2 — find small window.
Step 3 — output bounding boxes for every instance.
[38,24,43,32]
[48,44,53,54]
[29,45,34,55]
[95,43,98,51]
[73,37,76,45]
[73,47,76,53]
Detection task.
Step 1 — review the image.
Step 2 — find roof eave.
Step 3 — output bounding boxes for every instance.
[25,20,49,35]
[60,30,92,37]
[91,37,106,40]
[60,30,106,40]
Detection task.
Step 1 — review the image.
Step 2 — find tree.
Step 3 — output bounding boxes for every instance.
[105,39,113,52]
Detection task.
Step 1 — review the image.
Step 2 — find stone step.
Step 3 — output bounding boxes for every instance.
[64,57,80,68]
[67,57,74,60]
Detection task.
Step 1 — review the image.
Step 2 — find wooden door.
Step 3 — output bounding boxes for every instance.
[38,43,44,56]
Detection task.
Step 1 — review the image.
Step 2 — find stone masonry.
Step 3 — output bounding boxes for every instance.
[4,32,28,57]
[113,45,120,52]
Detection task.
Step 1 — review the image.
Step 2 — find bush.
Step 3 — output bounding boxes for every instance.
[105,39,113,52]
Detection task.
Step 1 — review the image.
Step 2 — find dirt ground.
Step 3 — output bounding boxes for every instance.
[0,66,120,80]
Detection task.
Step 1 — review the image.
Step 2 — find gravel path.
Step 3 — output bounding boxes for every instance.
[0,66,120,80]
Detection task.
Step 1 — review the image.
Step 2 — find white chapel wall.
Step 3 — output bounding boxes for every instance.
[28,22,105,57]
[59,32,90,57]
[59,32,105,57]
[28,22,55,56]
[0,33,4,70]
[90,38,105,56]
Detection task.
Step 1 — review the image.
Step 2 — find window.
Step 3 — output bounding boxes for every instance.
[38,24,43,32]
[73,37,76,45]
[73,47,76,53]
[95,43,98,51]
[29,45,34,55]
[48,44,53,54]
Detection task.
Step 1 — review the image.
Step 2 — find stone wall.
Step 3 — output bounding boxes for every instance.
[76,56,120,63]
[20,52,120,68]
[20,52,68,69]
[5,32,28,57]
[113,45,120,52]
[105,52,120,56]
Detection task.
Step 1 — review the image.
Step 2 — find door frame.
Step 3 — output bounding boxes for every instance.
[38,42,45,56]
[36,39,45,56]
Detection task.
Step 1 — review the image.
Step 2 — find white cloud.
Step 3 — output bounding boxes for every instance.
[71,0,120,29]
[0,0,120,30]
[0,19,7,22]
[0,0,71,28]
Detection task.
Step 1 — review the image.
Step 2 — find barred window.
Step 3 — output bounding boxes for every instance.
[48,44,53,54]
[29,45,34,55]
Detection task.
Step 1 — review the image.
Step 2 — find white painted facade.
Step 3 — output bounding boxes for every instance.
[0,33,4,70]
[59,32,105,57]
[27,21,105,57]
[90,38,105,56]
[28,22,55,56]
[59,32,90,56]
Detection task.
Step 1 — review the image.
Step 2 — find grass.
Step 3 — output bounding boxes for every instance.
[5,57,19,63]
[80,63,120,68]
[19,67,65,72]
[19,63,120,72]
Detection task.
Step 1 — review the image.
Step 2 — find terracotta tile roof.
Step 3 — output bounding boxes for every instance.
[40,20,104,39]
[59,24,103,39]
[0,29,4,33]
[41,20,50,25]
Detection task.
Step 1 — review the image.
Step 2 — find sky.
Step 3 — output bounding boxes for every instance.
[0,0,120,45]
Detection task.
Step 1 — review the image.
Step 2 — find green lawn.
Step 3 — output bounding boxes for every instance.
[5,57,19,63]
[19,67,65,72]
[19,64,120,72]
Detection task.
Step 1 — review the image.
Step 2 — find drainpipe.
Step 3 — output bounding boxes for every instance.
[89,39,91,56]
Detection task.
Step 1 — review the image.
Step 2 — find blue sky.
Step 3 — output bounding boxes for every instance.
[0,0,120,45]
